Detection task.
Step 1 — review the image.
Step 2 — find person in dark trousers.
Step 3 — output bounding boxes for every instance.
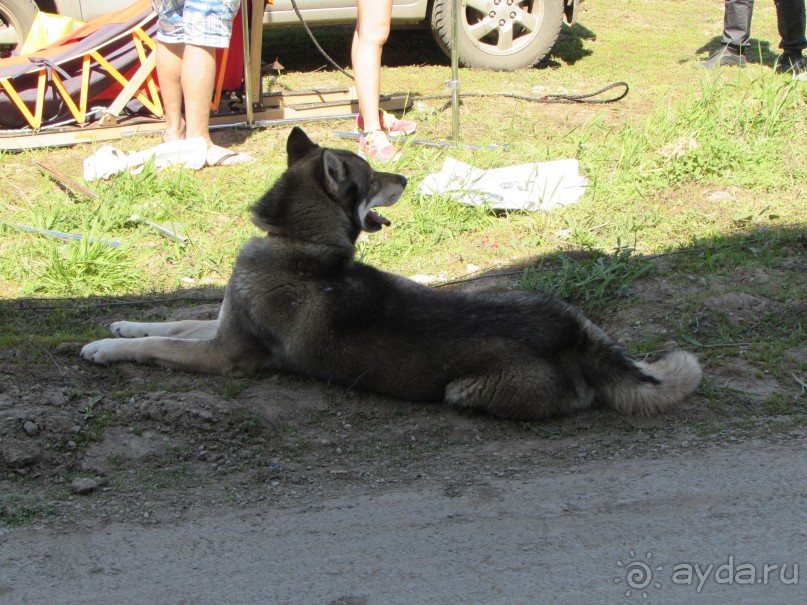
[700,0,806,74]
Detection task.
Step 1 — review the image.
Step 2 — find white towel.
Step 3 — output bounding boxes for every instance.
[419,156,588,211]
[83,137,208,181]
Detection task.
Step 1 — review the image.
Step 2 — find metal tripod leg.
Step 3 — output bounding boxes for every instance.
[450,0,461,141]
[241,0,255,126]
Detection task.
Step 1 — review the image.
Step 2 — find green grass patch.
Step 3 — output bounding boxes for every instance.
[0,492,60,528]
[518,246,655,310]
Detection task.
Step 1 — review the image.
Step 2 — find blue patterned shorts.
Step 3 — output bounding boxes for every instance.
[153,0,240,48]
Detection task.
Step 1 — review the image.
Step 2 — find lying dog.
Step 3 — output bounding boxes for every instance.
[81,127,701,420]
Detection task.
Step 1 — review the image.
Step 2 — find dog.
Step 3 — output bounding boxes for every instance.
[81,127,702,421]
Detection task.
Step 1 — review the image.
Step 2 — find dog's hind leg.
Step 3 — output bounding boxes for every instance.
[111,319,219,340]
[80,335,270,375]
[444,364,595,421]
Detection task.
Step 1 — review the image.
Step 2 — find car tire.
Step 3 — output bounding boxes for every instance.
[0,0,39,54]
[430,0,564,70]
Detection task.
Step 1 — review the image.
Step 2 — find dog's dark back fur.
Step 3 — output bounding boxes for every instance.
[234,128,701,420]
[82,128,701,421]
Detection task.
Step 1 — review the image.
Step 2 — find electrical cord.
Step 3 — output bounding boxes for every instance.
[289,0,355,79]
[286,0,628,105]
[411,82,630,105]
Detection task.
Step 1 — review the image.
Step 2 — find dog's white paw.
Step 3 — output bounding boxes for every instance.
[110,321,150,338]
[80,339,133,364]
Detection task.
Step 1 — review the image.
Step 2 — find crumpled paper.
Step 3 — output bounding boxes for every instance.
[83,137,207,181]
[418,156,588,211]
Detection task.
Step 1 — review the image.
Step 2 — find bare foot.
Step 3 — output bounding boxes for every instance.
[162,118,187,143]
[205,145,255,167]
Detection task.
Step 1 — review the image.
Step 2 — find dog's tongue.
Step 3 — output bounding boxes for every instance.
[368,210,391,227]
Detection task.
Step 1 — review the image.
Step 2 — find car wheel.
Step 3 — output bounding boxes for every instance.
[430,0,564,70]
[0,0,39,57]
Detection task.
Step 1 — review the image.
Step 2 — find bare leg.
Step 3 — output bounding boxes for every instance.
[155,40,251,165]
[155,41,187,141]
[180,43,217,144]
[352,0,393,132]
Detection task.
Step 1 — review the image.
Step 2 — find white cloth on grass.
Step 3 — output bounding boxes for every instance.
[419,156,588,211]
[83,137,207,181]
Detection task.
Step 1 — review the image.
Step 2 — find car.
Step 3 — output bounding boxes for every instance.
[0,0,580,70]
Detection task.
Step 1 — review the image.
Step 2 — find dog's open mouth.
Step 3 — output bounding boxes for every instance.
[361,174,406,231]
[364,210,391,231]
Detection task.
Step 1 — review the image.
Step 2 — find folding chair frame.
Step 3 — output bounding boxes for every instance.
[0,11,162,131]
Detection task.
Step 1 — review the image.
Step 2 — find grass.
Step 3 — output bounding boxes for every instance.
[0,492,60,527]
[519,246,655,310]
[104,448,203,491]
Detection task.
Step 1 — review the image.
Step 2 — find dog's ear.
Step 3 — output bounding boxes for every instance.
[286,127,318,167]
[321,149,348,197]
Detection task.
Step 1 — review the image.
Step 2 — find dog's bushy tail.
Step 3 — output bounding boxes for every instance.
[595,349,702,416]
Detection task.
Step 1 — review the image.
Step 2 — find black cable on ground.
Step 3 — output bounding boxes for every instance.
[411,81,630,105]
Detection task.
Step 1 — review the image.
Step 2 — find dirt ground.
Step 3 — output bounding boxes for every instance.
[1,249,805,603]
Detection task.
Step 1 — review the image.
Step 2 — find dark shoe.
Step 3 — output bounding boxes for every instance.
[699,45,746,69]
[775,52,805,75]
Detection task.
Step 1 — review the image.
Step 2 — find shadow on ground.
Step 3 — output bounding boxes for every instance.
[692,36,781,67]
[0,225,804,528]
[261,26,448,74]
[547,22,596,67]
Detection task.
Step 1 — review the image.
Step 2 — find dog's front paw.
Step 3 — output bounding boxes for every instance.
[81,339,132,364]
[110,321,150,338]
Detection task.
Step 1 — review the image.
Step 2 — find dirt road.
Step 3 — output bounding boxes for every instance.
[2,439,804,605]
[2,256,805,604]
